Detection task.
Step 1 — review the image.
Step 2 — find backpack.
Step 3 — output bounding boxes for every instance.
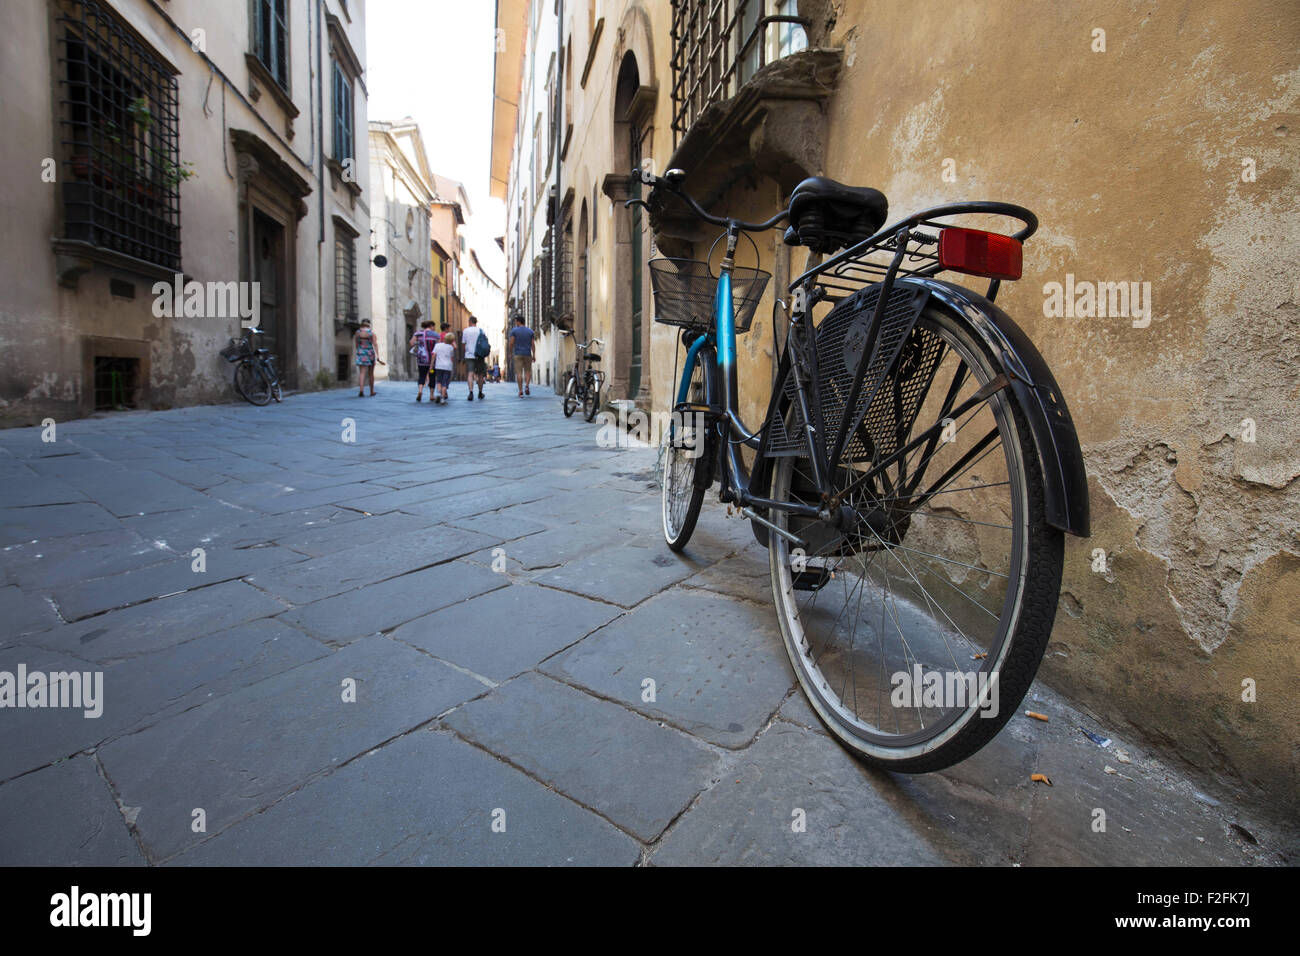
[474,329,491,359]
[415,331,431,365]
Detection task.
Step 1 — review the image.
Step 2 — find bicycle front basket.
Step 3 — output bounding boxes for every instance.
[649,258,771,334]
[219,338,250,362]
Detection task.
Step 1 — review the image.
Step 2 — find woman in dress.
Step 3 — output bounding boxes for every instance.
[355,319,378,396]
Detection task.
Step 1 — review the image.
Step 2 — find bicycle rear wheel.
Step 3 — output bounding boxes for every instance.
[661,349,711,551]
[766,306,1063,772]
[235,362,272,406]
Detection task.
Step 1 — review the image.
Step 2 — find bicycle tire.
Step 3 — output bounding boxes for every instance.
[582,374,601,422]
[767,305,1063,772]
[661,348,712,551]
[562,373,578,417]
[268,361,283,402]
[234,361,271,406]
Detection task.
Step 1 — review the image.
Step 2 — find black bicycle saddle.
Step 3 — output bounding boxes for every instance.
[784,177,889,254]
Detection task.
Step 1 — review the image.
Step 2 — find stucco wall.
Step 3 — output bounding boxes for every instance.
[1,0,370,425]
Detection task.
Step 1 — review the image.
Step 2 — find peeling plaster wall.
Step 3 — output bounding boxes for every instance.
[810,0,1298,818]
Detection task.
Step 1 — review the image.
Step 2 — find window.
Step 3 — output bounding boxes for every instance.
[669,0,810,146]
[332,59,354,163]
[335,233,357,323]
[253,0,289,90]
[775,0,807,58]
[55,0,182,272]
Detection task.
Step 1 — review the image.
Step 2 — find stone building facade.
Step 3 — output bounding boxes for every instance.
[1,0,372,422]
[493,0,1299,821]
[368,118,434,381]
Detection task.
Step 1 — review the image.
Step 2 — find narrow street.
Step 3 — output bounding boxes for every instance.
[0,385,1283,866]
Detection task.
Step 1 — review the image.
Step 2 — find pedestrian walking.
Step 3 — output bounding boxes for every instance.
[508,315,536,397]
[410,321,438,402]
[462,317,488,401]
[431,333,456,404]
[355,319,383,396]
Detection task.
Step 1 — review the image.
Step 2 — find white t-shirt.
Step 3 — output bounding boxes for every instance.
[462,325,483,358]
[433,341,456,371]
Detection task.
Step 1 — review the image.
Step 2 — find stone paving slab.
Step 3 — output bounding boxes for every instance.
[52,544,306,621]
[445,510,550,543]
[442,672,721,842]
[389,583,621,682]
[650,722,948,866]
[273,509,439,557]
[170,729,640,866]
[2,477,88,508]
[276,561,506,643]
[0,503,122,546]
[0,756,146,866]
[467,522,638,572]
[0,643,122,780]
[0,584,62,636]
[533,541,708,608]
[247,525,497,605]
[31,579,287,663]
[97,635,486,861]
[541,589,795,748]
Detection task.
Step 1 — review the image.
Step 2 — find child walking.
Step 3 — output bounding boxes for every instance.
[431,333,456,404]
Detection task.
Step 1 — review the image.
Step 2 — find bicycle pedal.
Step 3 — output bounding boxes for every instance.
[792,569,832,592]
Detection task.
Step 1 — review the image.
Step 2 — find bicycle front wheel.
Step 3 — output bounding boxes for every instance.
[661,350,711,551]
[562,373,578,417]
[582,373,601,422]
[766,306,1063,772]
[234,362,271,406]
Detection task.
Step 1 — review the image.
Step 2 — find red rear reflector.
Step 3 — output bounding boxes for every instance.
[938,228,1022,280]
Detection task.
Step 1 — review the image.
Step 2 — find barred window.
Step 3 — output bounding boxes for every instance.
[670,0,810,146]
[335,233,357,323]
[253,0,289,90]
[332,59,353,164]
[56,0,182,271]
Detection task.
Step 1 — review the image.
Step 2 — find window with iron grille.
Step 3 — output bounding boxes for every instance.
[332,59,353,164]
[669,0,809,147]
[252,0,289,91]
[335,233,357,323]
[55,0,182,272]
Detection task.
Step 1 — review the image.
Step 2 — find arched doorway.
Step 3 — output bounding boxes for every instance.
[614,52,647,400]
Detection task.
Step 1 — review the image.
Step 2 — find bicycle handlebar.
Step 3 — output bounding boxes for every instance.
[628,168,788,233]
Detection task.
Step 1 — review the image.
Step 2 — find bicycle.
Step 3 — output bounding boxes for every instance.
[560,332,606,421]
[636,167,1090,772]
[220,327,282,406]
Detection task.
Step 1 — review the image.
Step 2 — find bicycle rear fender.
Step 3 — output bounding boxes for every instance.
[749,277,1090,546]
[901,277,1090,538]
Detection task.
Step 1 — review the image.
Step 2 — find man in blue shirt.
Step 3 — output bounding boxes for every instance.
[508,315,536,397]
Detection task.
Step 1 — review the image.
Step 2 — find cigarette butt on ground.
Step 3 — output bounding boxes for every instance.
[1025,711,1049,722]
[1031,773,1053,786]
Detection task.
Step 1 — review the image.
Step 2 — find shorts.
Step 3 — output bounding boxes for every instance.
[417,365,430,384]
[434,369,452,388]
[471,357,487,377]
[513,355,533,378]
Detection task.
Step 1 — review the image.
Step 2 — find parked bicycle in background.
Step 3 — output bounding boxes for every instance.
[220,327,282,406]
[560,332,606,422]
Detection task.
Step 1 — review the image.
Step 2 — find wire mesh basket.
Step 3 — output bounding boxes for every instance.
[649,258,771,333]
[219,336,252,362]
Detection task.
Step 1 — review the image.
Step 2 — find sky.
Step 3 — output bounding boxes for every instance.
[366,0,506,283]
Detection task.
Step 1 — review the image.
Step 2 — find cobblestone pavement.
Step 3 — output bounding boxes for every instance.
[0,383,1288,865]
